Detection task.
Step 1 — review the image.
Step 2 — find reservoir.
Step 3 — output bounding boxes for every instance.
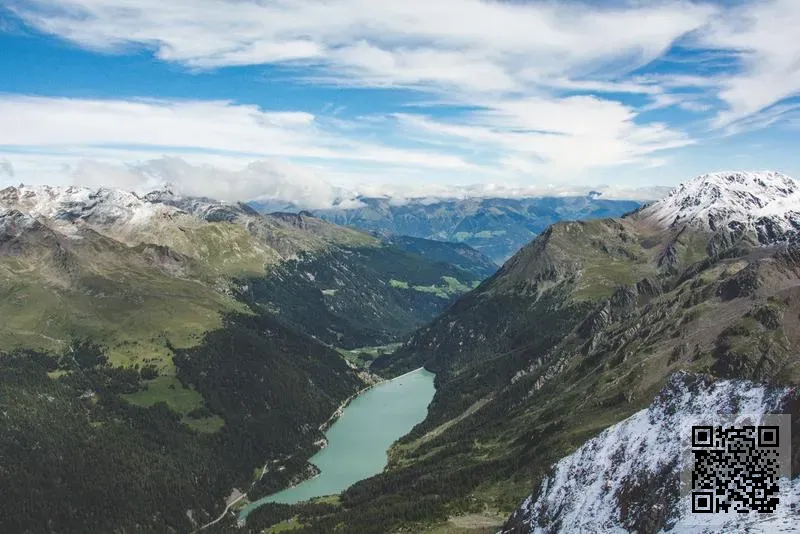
[239,367,436,519]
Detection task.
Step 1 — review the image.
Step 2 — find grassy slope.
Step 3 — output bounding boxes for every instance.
[0,310,365,533]
[0,234,245,371]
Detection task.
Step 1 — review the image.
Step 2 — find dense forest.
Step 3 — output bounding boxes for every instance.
[237,245,484,348]
[0,312,362,533]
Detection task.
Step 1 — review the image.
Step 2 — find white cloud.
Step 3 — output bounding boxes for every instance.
[0,92,693,188]
[9,0,713,83]
[641,93,713,113]
[64,156,668,206]
[393,95,694,176]
[0,151,670,207]
[351,180,670,204]
[718,102,800,137]
[0,159,14,178]
[72,157,349,207]
[7,1,716,122]
[0,96,311,151]
[4,0,799,189]
[0,95,471,171]
[696,0,800,128]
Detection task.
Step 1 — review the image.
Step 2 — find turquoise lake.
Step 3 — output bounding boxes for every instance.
[239,367,436,519]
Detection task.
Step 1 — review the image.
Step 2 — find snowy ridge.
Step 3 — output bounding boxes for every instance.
[502,372,798,533]
[0,185,175,231]
[0,184,255,238]
[639,171,800,244]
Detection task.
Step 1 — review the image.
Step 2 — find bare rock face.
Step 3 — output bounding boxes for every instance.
[0,208,38,249]
[717,263,762,301]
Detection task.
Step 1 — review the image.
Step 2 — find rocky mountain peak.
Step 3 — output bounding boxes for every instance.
[639,171,800,243]
[0,184,256,231]
[0,207,38,237]
[141,184,177,203]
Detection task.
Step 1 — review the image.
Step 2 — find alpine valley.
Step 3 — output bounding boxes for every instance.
[242,171,800,533]
[0,184,490,532]
[3,171,800,534]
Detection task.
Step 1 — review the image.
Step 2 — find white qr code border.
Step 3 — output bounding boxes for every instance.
[679,413,792,523]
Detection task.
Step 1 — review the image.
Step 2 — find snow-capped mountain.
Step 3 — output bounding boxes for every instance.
[0,184,281,255]
[0,185,179,237]
[502,372,798,533]
[639,171,800,244]
[0,184,254,228]
[0,184,317,236]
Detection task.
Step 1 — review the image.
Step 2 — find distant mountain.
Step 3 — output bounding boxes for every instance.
[309,195,643,264]
[0,184,485,532]
[288,171,800,533]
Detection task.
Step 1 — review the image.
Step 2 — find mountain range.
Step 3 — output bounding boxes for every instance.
[253,195,642,264]
[0,186,492,354]
[3,171,799,533]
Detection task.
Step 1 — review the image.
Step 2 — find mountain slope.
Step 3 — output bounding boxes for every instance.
[0,314,363,533]
[0,186,368,532]
[0,186,482,355]
[286,171,800,533]
[238,242,484,348]
[311,195,642,264]
[383,235,498,279]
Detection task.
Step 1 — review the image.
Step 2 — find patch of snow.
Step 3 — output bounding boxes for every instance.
[503,372,797,533]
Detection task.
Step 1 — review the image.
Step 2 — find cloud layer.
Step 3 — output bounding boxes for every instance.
[65,157,671,207]
[2,0,799,197]
[73,157,351,208]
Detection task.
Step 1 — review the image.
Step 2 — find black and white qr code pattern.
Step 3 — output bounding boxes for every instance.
[691,425,781,513]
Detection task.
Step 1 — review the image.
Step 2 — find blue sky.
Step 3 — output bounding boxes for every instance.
[0,0,798,205]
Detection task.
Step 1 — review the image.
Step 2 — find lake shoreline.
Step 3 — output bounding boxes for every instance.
[238,366,434,523]
[320,366,424,433]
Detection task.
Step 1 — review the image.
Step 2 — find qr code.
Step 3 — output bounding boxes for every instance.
[690,424,781,513]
